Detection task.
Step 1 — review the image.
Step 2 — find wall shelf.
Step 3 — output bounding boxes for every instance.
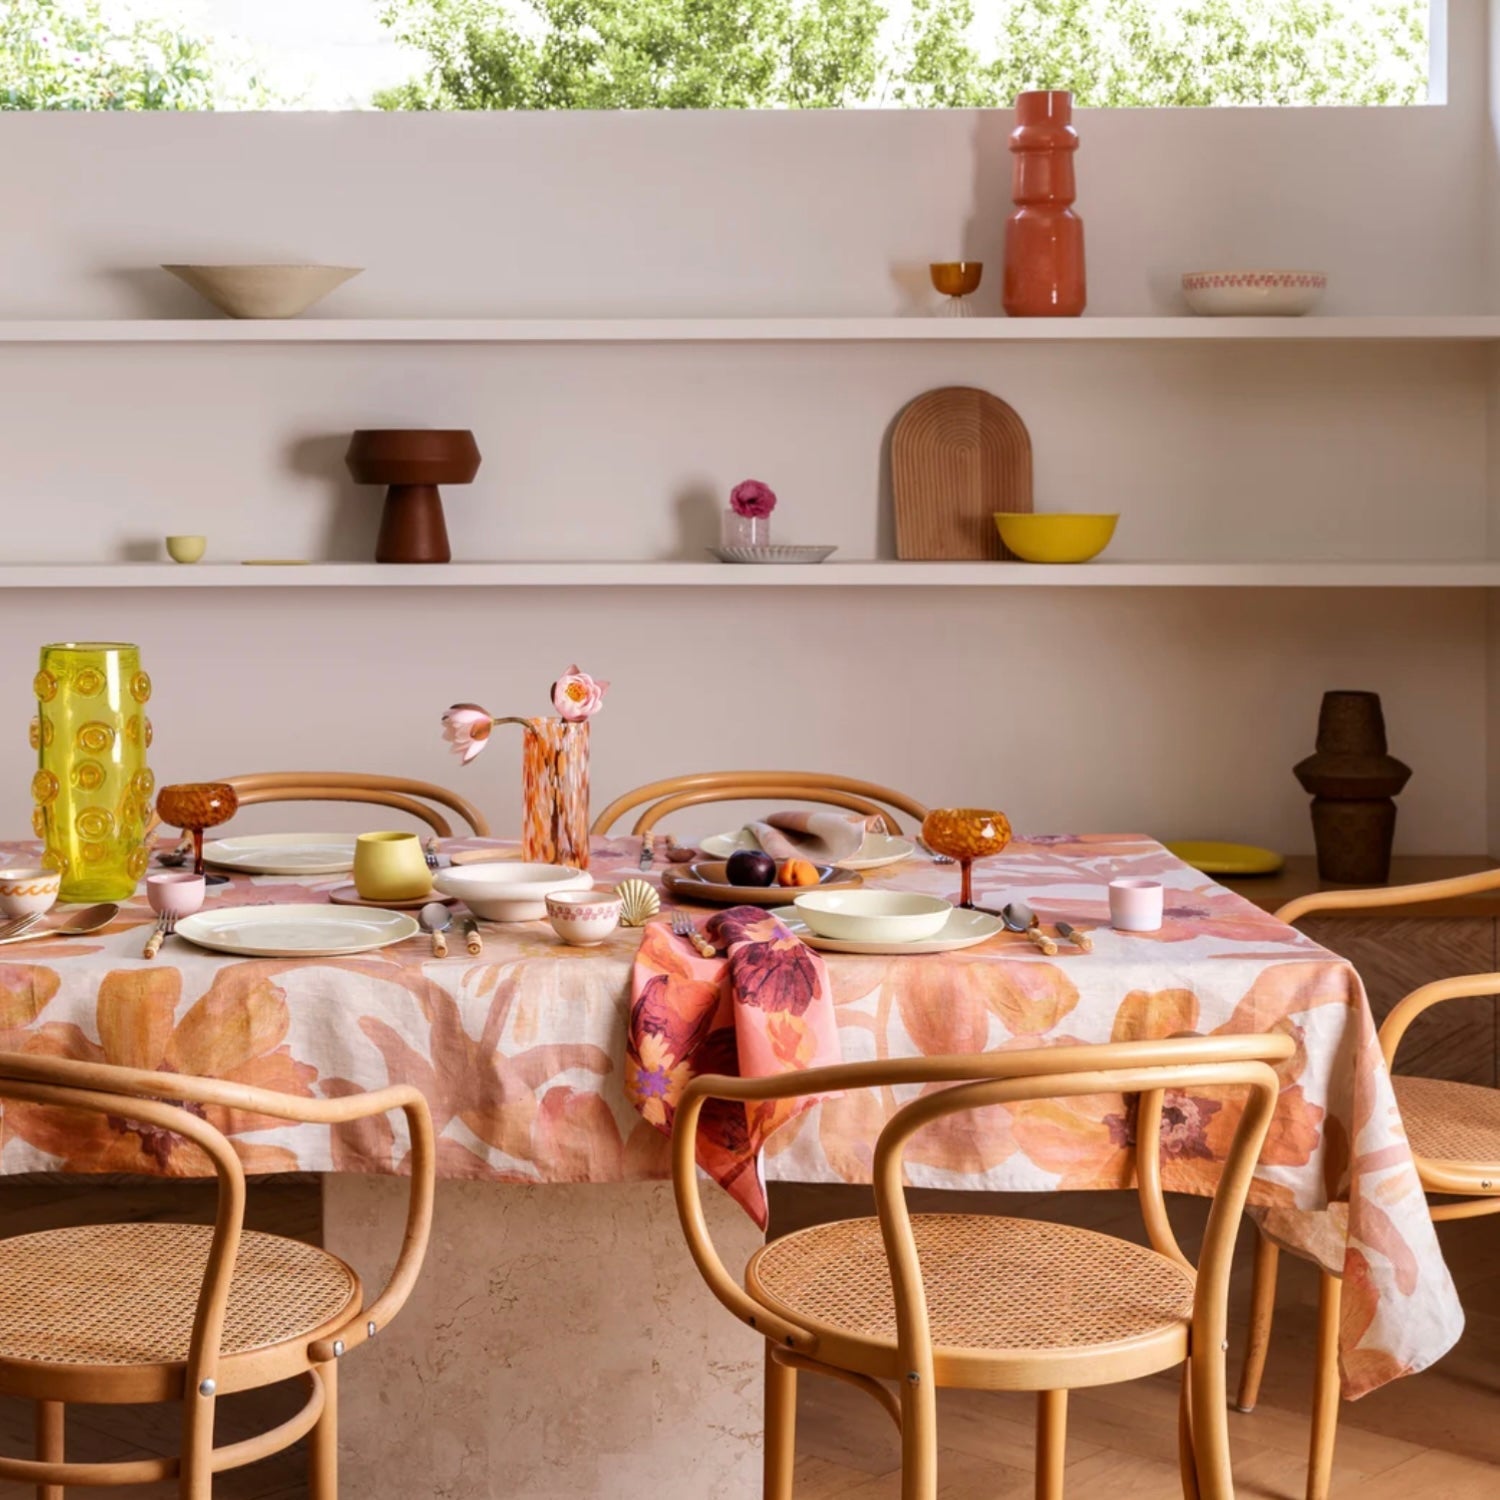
[1,316,1499,345]
[3,562,1497,589]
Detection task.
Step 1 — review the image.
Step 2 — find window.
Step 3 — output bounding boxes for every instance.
[1,0,1435,111]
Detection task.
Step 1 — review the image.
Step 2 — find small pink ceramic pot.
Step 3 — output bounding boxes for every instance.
[147,871,206,918]
[546,889,623,947]
[1109,878,1163,933]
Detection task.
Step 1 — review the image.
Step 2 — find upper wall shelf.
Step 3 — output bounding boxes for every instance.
[2,317,1500,345]
[5,562,1499,588]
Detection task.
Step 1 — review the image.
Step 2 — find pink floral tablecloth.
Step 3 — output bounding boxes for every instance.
[0,833,1461,1397]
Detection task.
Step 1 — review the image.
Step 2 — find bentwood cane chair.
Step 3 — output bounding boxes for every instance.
[0,1051,435,1498]
[1235,866,1500,1500]
[221,773,490,837]
[592,772,927,845]
[673,1034,1293,1500]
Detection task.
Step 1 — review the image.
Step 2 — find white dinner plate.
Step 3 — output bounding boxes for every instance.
[201,833,359,876]
[771,906,1005,955]
[700,829,916,871]
[174,904,420,958]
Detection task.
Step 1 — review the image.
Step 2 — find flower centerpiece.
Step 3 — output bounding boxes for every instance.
[722,478,777,549]
[441,666,609,870]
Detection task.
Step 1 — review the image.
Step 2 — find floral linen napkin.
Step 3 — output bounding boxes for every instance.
[626,906,843,1227]
[743,810,873,864]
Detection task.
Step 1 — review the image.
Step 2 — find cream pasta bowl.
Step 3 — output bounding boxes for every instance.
[433,862,592,922]
[793,889,952,944]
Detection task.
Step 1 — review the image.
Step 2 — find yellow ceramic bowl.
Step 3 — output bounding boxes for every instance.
[994,513,1118,564]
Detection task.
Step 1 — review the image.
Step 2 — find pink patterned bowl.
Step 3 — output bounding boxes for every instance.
[545,889,623,947]
[1181,270,1327,317]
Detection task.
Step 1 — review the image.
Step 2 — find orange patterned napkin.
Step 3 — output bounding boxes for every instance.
[626,906,842,1227]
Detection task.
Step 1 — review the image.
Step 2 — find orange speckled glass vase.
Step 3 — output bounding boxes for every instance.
[1003,90,1086,318]
[32,642,154,902]
[522,718,590,871]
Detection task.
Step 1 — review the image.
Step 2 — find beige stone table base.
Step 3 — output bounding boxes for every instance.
[323,1177,765,1499]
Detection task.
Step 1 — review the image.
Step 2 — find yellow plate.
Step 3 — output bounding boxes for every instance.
[993,513,1118,564]
[1166,841,1284,877]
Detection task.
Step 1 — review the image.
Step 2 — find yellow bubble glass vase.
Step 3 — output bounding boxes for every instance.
[32,642,154,902]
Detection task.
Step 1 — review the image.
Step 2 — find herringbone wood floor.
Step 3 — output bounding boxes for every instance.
[0,1176,1496,1498]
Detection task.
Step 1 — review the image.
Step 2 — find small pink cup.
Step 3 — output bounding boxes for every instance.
[1109,878,1163,933]
[147,871,206,918]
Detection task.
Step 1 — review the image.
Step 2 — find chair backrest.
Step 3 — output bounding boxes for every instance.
[591,771,927,837]
[0,1052,435,1389]
[671,1034,1292,1376]
[222,772,490,838]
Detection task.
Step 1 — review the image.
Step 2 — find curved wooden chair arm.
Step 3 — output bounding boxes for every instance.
[223,772,491,837]
[1275,865,1500,926]
[592,772,927,836]
[0,1053,436,1359]
[0,1076,245,1402]
[634,786,896,837]
[1378,972,1500,1072]
[671,1035,1294,1358]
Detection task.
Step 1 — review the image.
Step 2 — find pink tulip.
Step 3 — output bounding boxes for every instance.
[551,666,609,722]
[442,703,495,763]
[730,479,777,519]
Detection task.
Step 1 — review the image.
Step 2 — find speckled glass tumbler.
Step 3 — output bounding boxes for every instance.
[522,717,591,871]
[32,643,153,902]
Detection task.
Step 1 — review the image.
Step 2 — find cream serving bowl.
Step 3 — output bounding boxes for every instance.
[433,862,592,922]
[793,890,952,943]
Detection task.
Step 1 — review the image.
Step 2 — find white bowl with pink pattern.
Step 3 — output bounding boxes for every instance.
[1181,270,1327,317]
[545,889,623,946]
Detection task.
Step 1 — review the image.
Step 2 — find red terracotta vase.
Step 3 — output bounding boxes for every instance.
[1003,90,1086,318]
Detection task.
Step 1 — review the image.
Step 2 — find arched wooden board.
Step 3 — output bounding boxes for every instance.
[891,386,1033,560]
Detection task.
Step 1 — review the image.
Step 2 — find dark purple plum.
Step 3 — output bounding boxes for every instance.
[725,849,777,887]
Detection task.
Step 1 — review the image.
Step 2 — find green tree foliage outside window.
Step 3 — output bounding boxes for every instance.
[0,0,1430,112]
[1,0,274,109]
[374,0,1430,110]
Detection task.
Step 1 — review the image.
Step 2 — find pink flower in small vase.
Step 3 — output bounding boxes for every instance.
[551,666,610,722]
[442,703,495,763]
[730,480,777,519]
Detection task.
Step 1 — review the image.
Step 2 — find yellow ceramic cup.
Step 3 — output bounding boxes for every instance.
[353,831,432,902]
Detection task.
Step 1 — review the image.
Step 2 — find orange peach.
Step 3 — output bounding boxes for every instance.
[777,858,821,888]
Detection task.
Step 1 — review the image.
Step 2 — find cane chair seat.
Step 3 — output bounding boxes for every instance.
[1393,1075,1500,1183]
[745,1213,1196,1390]
[0,1223,361,1403]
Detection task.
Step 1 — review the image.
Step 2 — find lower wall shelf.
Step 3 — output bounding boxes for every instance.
[0,561,1497,589]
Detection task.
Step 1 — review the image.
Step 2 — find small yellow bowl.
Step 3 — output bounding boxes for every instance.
[166,535,207,564]
[994,513,1118,564]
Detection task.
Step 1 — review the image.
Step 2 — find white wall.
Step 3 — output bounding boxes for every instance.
[0,14,1494,854]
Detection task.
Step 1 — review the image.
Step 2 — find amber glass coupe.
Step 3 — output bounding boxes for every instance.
[156,783,239,884]
[921,807,1012,908]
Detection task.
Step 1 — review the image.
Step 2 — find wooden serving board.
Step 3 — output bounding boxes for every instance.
[891,386,1033,560]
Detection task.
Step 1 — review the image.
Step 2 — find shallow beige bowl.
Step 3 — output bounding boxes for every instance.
[793,890,952,943]
[162,264,362,319]
[433,862,592,922]
[0,867,59,919]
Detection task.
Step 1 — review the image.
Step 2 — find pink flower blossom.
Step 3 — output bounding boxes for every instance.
[730,479,777,519]
[442,703,495,763]
[551,666,609,722]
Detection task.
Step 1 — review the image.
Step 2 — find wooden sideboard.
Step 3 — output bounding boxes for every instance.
[1221,856,1500,1088]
